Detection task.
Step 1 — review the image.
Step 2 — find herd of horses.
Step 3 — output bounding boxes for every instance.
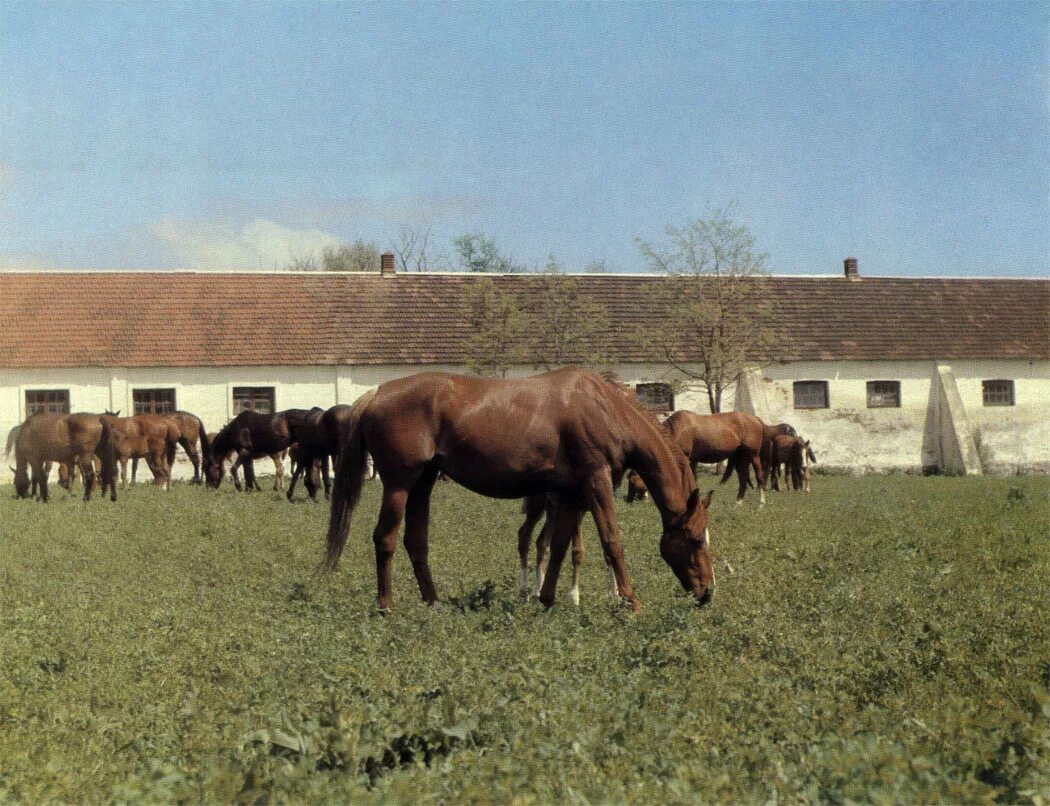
[6,368,816,611]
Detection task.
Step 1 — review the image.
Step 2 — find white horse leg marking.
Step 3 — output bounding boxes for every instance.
[704,528,715,584]
[518,567,530,600]
[569,582,580,606]
[607,564,619,597]
[534,566,545,598]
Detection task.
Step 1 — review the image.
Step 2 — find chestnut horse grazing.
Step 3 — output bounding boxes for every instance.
[664,410,767,505]
[131,411,211,484]
[769,435,816,493]
[13,413,119,502]
[102,413,179,491]
[205,409,310,492]
[324,368,714,612]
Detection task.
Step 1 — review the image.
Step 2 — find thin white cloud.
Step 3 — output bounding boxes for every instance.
[149,217,345,269]
[0,249,58,271]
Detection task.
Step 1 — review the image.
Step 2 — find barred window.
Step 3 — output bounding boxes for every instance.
[982,380,1014,407]
[233,387,275,415]
[133,388,176,415]
[866,381,900,408]
[635,383,674,412]
[25,389,70,416]
[793,381,829,410]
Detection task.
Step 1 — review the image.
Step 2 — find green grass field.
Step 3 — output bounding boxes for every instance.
[1,476,1047,803]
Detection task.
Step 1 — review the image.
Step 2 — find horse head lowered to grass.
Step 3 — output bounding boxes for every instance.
[322,368,715,612]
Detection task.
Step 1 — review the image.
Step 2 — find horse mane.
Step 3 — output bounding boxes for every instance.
[597,372,694,493]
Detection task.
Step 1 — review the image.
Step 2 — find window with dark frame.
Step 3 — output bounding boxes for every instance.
[232,386,275,415]
[866,381,901,408]
[793,381,829,410]
[133,388,176,415]
[25,389,70,416]
[982,379,1014,407]
[635,382,675,413]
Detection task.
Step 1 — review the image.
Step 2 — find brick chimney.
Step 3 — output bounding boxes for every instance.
[380,252,396,277]
[844,256,859,280]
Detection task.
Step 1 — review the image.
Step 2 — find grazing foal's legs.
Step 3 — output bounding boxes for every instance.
[537,499,584,608]
[517,495,545,600]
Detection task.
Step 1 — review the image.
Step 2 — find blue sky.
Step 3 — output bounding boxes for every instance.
[1,1,1046,276]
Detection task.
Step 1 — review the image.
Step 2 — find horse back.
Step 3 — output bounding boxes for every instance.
[362,370,634,493]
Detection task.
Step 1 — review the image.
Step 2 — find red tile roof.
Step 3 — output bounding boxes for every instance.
[0,271,1046,368]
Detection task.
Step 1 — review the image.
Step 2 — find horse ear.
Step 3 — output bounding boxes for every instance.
[685,487,701,514]
[701,489,714,510]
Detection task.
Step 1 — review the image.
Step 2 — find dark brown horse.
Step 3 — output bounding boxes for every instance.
[664,410,767,505]
[205,409,310,492]
[324,368,714,612]
[285,407,334,501]
[13,413,119,502]
[207,432,289,491]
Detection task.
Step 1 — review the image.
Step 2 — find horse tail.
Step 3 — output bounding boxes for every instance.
[197,418,211,458]
[4,425,18,459]
[323,412,369,573]
[97,417,118,497]
[719,459,735,485]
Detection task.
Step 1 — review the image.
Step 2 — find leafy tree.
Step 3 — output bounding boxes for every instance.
[453,233,522,273]
[636,207,774,413]
[462,277,530,377]
[522,257,609,370]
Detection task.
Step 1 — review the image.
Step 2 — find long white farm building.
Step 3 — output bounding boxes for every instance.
[1,258,1047,479]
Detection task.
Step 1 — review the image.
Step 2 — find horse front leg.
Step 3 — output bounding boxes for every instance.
[304,458,320,501]
[30,460,48,502]
[244,456,261,491]
[585,471,641,612]
[285,456,305,501]
[229,452,247,492]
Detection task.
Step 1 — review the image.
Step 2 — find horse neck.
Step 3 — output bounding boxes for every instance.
[212,425,236,456]
[623,411,692,526]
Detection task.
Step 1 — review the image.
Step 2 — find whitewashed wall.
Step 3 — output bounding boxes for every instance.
[749,359,1050,474]
[2,359,1048,483]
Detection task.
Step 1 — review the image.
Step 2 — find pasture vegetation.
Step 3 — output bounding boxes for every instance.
[0,476,1047,804]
